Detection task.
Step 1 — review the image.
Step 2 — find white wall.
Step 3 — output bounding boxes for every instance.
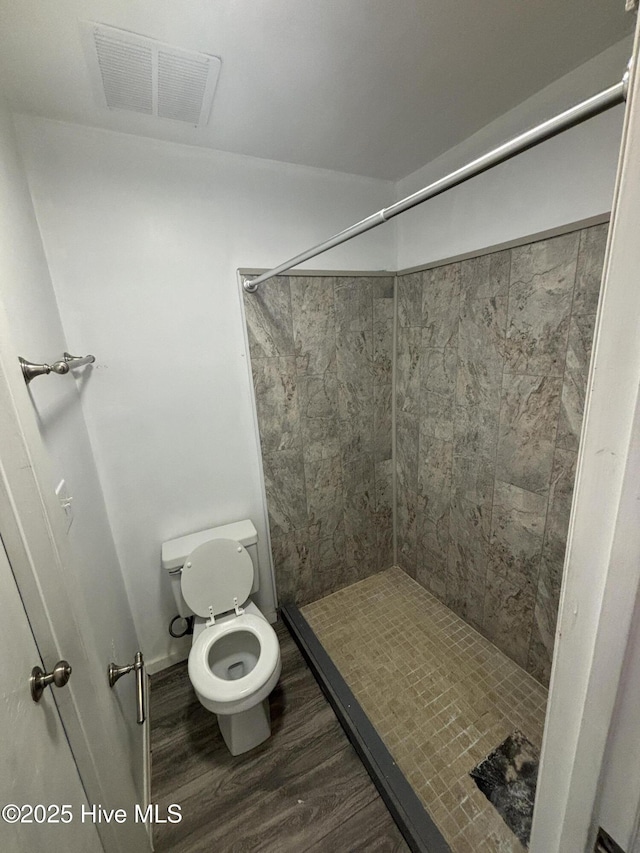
[15,116,395,670]
[396,38,632,270]
[0,97,143,793]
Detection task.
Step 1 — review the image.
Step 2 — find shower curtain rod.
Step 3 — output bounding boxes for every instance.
[244,67,629,293]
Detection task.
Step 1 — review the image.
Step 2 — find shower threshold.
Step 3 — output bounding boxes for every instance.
[285,567,548,853]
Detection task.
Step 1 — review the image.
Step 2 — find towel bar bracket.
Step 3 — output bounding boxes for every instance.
[19,351,96,385]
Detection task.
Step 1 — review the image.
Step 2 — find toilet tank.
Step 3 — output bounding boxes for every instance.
[162,520,259,618]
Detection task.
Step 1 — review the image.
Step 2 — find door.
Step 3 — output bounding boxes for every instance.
[0,325,151,853]
[531,13,640,853]
[0,535,102,853]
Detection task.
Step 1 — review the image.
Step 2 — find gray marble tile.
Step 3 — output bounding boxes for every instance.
[422,263,461,347]
[373,277,395,299]
[262,449,308,535]
[483,568,535,668]
[290,276,337,376]
[373,297,394,383]
[271,530,312,606]
[310,525,351,599]
[565,312,596,374]
[338,414,373,460]
[341,450,375,504]
[547,447,577,529]
[417,434,452,522]
[396,326,422,415]
[421,344,457,397]
[496,373,561,494]
[556,370,586,452]
[446,541,485,630]
[396,411,419,494]
[300,416,341,461]
[304,454,344,539]
[448,495,491,580]
[297,372,339,420]
[344,506,378,581]
[252,356,301,452]
[420,391,454,442]
[373,383,392,462]
[397,272,422,327]
[334,277,373,336]
[375,459,394,571]
[336,330,374,421]
[375,459,394,514]
[489,480,546,587]
[505,232,579,376]
[453,404,499,460]
[416,510,448,600]
[451,454,494,508]
[527,588,557,686]
[456,297,506,412]
[460,250,510,303]
[572,223,608,317]
[397,489,418,577]
[244,276,294,357]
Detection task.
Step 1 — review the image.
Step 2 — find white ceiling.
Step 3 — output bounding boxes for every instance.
[0,0,633,181]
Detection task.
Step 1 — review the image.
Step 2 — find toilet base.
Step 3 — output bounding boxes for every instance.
[217,699,271,755]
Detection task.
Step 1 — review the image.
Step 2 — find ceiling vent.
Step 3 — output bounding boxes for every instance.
[81,22,221,126]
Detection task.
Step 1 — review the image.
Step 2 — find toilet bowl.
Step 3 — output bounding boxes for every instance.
[162,523,281,755]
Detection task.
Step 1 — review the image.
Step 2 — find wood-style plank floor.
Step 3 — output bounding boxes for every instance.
[150,621,409,852]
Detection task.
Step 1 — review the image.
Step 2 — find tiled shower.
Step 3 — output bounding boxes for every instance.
[243,221,607,687]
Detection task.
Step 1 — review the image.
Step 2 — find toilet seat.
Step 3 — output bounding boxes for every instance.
[188,613,280,713]
[181,538,254,619]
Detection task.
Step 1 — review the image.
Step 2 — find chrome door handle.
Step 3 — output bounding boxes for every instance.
[108,651,146,725]
[30,660,72,703]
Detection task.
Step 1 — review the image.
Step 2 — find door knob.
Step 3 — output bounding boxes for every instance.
[30,660,72,703]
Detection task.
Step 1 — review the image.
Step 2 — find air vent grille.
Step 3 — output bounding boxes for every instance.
[82,23,220,126]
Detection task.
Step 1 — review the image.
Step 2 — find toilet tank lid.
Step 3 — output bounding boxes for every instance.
[161,520,257,571]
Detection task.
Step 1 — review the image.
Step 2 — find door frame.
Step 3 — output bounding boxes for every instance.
[0,302,151,852]
[531,14,640,853]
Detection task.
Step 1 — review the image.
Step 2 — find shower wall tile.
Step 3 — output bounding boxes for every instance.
[246,273,393,608]
[334,277,373,335]
[572,223,608,317]
[495,373,561,494]
[397,272,422,327]
[453,404,499,459]
[397,489,418,578]
[373,383,392,462]
[336,330,374,422]
[310,525,351,600]
[396,222,607,685]
[262,448,308,535]
[505,232,579,376]
[290,276,337,375]
[396,411,419,494]
[251,356,301,452]
[483,568,536,668]
[373,290,394,382]
[396,327,421,415]
[305,454,344,539]
[270,531,312,606]
[488,481,546,588]
[244,276,294,357]
[422,263,461,347]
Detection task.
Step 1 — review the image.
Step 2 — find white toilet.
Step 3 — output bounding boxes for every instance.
[161,520,281,755]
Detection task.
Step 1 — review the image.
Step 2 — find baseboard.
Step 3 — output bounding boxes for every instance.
[145,648,188,675]
[280,604,450,853]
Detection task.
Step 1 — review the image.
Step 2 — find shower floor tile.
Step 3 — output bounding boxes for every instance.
[302,566,548,853]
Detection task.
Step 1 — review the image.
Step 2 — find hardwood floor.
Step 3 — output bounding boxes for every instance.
[150,621,409,852]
